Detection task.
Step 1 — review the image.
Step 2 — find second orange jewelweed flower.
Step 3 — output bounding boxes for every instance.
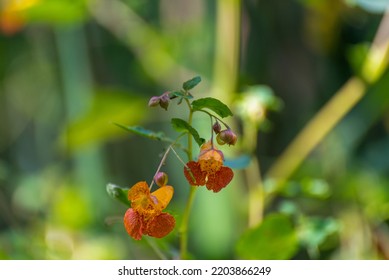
[123,181,175,240]
[184,141,234,192]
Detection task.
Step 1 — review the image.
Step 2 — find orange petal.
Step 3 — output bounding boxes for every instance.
[206,166,234,192]
[151,185,174,211]
[123,208,144,240]
[200,140,213,152]
[145,213,176,238]
[127,181,156,215]
[128,181,150,201]
[184,161,206,186]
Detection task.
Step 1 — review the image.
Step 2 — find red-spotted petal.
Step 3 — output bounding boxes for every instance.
[198,150,223,174]
[184,161,206,186]
[205,166,234,192]
[145,213,176,238]
[123,208,144,240]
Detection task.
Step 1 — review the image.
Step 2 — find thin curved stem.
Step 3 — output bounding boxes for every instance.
[149,133,186,190]
[171,147,189,169]
[195,109,230,129]
[145,237,168,260]
[149,146,172,190]
[209,114,215,147]
[185,99,194,160]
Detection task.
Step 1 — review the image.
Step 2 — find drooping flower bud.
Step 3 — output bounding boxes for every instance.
[159,94,170,111]
[216,129,238,146]
[148,92,171,110]
[212,121,221,134]
[148,96,161,107]
[154,172,168,187]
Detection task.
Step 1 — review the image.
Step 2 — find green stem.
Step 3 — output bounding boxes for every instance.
[145,237,168,260]
[179,99,196,259]
[196,109,230,129]
[247,157,264,227]
[242,121,264,227]
[186,99,194,160]
[179,185,197,259]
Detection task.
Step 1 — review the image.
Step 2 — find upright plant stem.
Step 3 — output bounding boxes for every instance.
[180,186,197,259]
[266,10,389,190]
[243,121,264,227]
[179,100,196,259]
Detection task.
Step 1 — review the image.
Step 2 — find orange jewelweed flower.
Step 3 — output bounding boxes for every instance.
[184,141,234,193]
[123,181,175,240]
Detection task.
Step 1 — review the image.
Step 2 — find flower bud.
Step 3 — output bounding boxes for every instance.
[159,94,170,111]
[154,172,168,187]
[148,96,160,107]
[212,121,221,134]
[216,129,238,146]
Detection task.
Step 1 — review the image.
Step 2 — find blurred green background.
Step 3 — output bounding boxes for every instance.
[1,0,389,260]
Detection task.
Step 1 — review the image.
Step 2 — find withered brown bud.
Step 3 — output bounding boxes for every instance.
[212,121,221,134]
[216,129,238,146]
[154,172,168,187]
[159,94,170,111]
[148,96,160,107]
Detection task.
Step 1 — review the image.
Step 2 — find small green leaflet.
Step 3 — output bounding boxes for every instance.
[169,90,193,99]
[115,123,175,143]
[169,90,193,105]
[192,97,233,118]
[183,76,201,91]
[171,118,205,147]
[106,183,130,207]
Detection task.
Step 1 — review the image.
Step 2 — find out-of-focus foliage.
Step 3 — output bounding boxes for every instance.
[1,0,389,260]
[346,0,389,13]
[63,89,148,151]
[236,214,298,260]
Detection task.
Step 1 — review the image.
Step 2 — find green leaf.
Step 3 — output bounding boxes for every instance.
[192,97,233,118]
[171,118,205,147]
[170,90,193,105]
[106,183,130,207]
[183,76,202,91]
[170,90,193,99]
[115,124,175,143]
[236,213,298,259]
